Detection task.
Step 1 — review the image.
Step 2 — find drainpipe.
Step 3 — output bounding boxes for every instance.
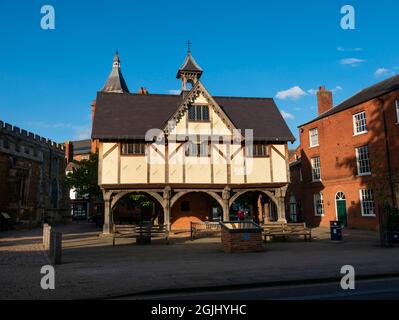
[378,97,395,247]
[378,98,395,207]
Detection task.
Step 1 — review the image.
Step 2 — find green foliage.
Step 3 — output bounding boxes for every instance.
[388,207,399,228]
[64,153,102,199]
[123,194,153,208]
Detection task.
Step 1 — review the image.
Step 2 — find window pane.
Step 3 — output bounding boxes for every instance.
[356,145,371,174]
[202,106,210,121]
[314,193,324,216]
[311,157,321,181]
[361,189,375,216]
[354,112,367,134]
[310,128,319,147]
[188,106,195,120]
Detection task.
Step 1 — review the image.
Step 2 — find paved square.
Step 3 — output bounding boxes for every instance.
[0,223,398,299]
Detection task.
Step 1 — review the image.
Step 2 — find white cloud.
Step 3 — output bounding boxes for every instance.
[307,86,342,95]
[332,86,343,93]
[276,86,307,100]
[281,110,295,120]
[340,58,366,66]
[337,47,363,52]
[167,89,181,95]
[374,68,394,78]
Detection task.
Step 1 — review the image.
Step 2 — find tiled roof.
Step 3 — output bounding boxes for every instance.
[300,74,399,127]
[92,91,295,142]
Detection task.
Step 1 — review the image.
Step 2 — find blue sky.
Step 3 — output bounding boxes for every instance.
[0,0,398,147]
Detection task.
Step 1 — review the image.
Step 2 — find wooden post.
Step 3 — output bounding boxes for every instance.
[49,231,62,265]
[43,224,48,246]
[44,225,52,250]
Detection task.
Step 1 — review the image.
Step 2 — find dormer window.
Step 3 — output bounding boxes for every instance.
[188,105,210,122]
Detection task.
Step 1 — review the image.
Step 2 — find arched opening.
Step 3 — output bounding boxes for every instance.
[112,192,164,226]
[335,192,348,227]
[229,191,278,224]
[170,191,223,230]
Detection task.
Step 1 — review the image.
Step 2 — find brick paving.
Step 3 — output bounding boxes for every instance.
[0,223,398,299]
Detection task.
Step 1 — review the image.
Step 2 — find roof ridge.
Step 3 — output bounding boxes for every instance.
[215,95,274,100]
[299,73,399,127]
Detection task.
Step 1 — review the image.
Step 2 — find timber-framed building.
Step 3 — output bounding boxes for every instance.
[92,49,295,234]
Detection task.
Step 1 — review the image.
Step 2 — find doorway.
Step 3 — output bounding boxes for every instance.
[335,192,348,227]
[289,195,298,222]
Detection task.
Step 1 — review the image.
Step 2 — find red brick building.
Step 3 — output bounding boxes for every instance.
[289,75,399,230]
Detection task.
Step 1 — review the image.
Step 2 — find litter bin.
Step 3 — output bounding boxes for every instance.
[389,230,399,244]
[330,221,342,241]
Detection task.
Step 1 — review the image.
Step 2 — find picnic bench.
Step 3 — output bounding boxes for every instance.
[190,221,221,240]
[262,222,311,242]
[112,224,169,246]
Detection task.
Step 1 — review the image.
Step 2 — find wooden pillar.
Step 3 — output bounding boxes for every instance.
[103,192,113,234]
[163,186,171,231]
[276,186,288,223]
[222,186,231,221]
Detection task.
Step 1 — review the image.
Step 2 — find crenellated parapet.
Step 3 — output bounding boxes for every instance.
[0,119,65,163]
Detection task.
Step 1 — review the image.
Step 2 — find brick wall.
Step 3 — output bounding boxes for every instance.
[171,193,213,230]
[294,89,399,230]
[221,228,263,253]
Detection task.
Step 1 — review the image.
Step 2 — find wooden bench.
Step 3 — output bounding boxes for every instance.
[112,224,169,246]
[262,222,311,242]
[285,222,312,241]
[190,221,221,240]
[137,224,170,245]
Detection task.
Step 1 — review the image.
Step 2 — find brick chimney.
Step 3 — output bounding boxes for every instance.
[91,100,96,127]
[65,141,74,163]
[138,87,149,95]
[317,86,333,115]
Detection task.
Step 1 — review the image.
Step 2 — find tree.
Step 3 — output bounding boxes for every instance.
[64,153,102,199]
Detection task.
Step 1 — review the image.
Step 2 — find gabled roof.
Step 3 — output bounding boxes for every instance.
[300,74,399,127]
[101,51,130,93]
[176,52,203,79]
[92,91,295,142]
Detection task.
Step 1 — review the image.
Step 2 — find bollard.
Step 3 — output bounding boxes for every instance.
[45,225,52,251]
[49,231,62,265]
[42,224,48,246]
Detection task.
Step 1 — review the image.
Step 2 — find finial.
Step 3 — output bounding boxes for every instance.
[113,49,120,68]
[186,40,191,54]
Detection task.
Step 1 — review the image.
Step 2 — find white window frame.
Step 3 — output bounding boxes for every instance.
[314,192,324,216]
[311,156,321,181]
[355,145,371,176]
[360,189,376,217]
[353,111,367,135]
[396,99,399,124]
[309,128,319,148]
